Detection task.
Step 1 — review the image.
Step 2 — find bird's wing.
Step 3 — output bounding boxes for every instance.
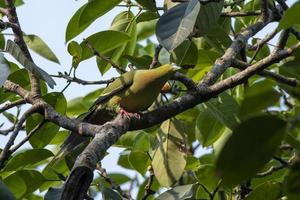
[92,71,134,107]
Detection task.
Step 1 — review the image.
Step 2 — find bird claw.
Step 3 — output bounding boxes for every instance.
[120,108,140,119]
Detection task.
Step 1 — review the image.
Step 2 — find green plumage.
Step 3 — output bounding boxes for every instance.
[46,64,178,172]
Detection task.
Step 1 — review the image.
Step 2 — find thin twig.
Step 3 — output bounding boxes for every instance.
[221,11,261,17]
[83,39,126,73]
[142,167,155,200]
[96,163,132,200]
[10,120,47,153]
[0,99,26,113]
[0,104,44,169]
[149,45,162,69]
[51,72,115,85]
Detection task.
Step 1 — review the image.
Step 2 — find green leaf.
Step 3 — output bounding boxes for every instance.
[97,11,137,74]
[27,92,67,148]
[2,173,26,198]
[44,187,63,200]
[156,0,200,51]
[3,170,45,198]
[78,0,121,27]
[80,30,131,61]
[6,40,56,88]
[245,181,282,200]
[196,164,219,191]
[279,1,300,29]
[4,149,53,171]
[171,40,198,66]
[136,0,157,11]
[124,55,152,69]
[239,80,280,119]
[204,92,239,130]
[0,53,10,87]
[128,151,151,175]
[196,106,225,147]
[24,34,60,64]
[196,1,224,36]
[152,119,186,187]
[0,181,15,200]
[136,11,159,23]
[203,25,232,53]
[107,173,130,185]
[128,132,153,174]
[137,19,157,41]
[156,184,194,200]
[67,41,82,68]
[65,0,121,42]
[215,115,287,188]
[65,4,87,42]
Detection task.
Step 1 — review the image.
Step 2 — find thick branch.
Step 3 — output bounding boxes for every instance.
[200,7,273,86]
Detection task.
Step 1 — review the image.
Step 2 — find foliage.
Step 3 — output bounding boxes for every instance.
[0,0,300,199]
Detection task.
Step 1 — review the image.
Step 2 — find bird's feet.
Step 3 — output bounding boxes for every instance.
[120,108,140,119]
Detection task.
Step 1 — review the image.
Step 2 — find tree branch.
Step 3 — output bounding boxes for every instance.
[200,4,273,86]
[5,0,41,96]
[83,39,126,73]
[51,72,115,85]
[0,99,26,113]
[0,104,44,169]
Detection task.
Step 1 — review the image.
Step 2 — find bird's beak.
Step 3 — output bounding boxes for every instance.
[171,63,181,71]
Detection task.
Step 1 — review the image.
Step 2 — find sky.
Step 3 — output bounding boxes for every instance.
[0,0,297,198]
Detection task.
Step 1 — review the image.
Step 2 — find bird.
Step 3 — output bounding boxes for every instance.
[45,64,180,173]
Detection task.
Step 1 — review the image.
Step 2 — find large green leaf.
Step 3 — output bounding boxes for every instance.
[245,181,282,200]
[196,106,225,147]
[24,34,60,64]
[203,92,239,130]
[6,40,56,88]
[128,132,153,175]
[3,170,45,199]
[80,30,131,61]
[171,40,198,66]
[279,0,300,29]
[78,0,121,27]
[137,19,157,41]
[97,11,137,74]
[239,80,280,119]
[215,115,287,188]
[156,184,194,200]
[196,1,224,36]
[156,0,200,51]
[152,119,186,187]
[0,53,10,87]
[4,149,53,171]
[65,0,122,42]
[27,92,67,148]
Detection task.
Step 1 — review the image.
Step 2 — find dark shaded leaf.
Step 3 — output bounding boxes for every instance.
[156,0,200,51]
[216,115,287,187]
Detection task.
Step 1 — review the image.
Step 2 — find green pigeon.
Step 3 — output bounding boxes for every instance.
[47,64,179,172]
